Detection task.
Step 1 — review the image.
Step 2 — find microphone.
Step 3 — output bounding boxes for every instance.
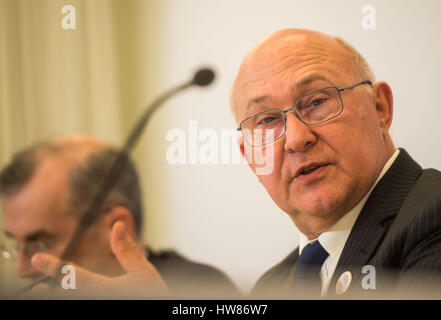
[18,67,216,294]
[192,68,215,87]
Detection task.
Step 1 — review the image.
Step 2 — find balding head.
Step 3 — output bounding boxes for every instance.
[51,134,107,158]
[0,134,107,195]
[1,134,145,279]
[232,29,374,121]
[0,134,144,236]
[39,134,108,171]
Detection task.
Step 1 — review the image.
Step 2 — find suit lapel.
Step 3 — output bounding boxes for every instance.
[328,148,422,296]
[281,249,300,294]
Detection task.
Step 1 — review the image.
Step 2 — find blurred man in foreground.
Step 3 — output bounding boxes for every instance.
[0,134,237,298]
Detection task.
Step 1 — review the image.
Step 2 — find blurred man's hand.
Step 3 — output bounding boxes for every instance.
[30,221,169,298]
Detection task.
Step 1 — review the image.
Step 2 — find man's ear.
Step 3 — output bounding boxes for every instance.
[372,81,393,135]
[105,207,137,241]
[238,134,256,174]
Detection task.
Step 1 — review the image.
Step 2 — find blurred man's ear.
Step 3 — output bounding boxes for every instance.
[372,81,393,135]
[106,207,137,241]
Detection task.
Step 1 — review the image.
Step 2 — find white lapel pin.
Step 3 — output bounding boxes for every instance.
[336,271,352,295]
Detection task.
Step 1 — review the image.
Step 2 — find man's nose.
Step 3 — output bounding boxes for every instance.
[283,113,317,153]
[15,251,40,279]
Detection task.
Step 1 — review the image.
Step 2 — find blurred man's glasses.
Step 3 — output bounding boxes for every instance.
[0,238,50,263]
[237,80,372,147]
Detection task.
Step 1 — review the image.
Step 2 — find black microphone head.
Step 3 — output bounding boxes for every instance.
[192,68,215,87]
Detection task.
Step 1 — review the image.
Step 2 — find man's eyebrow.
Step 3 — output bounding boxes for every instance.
[3,230,53,242]
[244,74,335,114]
[295,74,335,90]
[246,95,269,113]
[24,230,53,241]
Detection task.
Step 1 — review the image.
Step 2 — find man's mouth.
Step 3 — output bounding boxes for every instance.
[299,165,323,175]
[292,162,330,182]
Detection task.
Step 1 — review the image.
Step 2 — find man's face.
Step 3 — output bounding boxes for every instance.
[1,157,118,282]
[234,31,392,237]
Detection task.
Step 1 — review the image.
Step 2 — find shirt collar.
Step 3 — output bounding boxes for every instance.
[299,149,400,259]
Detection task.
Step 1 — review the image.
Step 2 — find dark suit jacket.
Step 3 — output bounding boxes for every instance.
[148,249,240,298]
[252,149,441,298]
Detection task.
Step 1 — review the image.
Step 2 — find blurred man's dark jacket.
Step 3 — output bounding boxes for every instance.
[148,249,240,298]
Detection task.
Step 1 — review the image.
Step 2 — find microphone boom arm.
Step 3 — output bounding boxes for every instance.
[17,68,215,294]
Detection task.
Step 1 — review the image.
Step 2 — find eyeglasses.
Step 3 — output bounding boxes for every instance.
[0,239,50,263]
[237,80,372,147]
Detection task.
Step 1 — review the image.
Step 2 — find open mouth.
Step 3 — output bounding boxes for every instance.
[299,165,323,175]
[292,163,330,182]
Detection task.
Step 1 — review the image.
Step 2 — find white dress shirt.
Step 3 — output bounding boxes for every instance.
[298,149,400,296]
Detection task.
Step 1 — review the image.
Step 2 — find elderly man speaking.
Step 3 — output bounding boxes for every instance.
[24,29,441,298]
[233,28,441,298]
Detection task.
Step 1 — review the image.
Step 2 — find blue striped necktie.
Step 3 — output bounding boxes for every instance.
[295,240,329,294]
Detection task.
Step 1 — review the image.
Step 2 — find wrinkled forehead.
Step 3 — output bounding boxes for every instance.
[233,31,353,120]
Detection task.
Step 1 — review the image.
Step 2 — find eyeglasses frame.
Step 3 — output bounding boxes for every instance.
[237,80,373,147]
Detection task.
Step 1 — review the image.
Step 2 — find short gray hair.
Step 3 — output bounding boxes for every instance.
[335,37,376,83]
[0,141,144,237]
